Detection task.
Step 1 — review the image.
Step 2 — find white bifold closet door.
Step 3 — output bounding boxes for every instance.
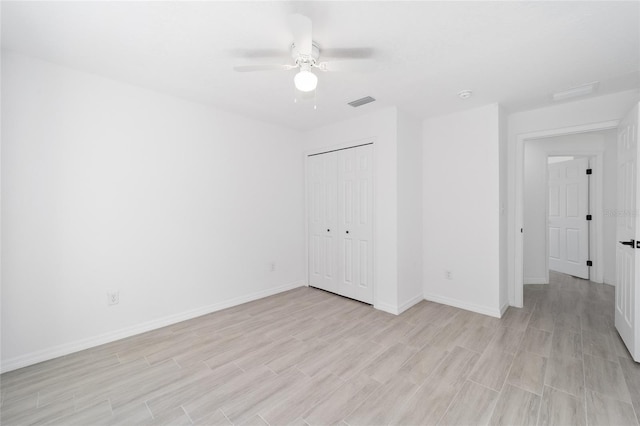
[308,144,373,304]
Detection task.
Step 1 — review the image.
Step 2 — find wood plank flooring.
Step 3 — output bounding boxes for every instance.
[1,271,638,425]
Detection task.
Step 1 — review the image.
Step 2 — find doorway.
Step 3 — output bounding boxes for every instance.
[517,127,618,305]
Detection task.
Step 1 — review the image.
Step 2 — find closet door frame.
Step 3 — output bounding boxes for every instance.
[304,139,376,304]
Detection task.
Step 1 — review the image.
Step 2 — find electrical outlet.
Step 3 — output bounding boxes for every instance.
[444,270,453,280]
[270,262,276,272]
[107,291,119,306]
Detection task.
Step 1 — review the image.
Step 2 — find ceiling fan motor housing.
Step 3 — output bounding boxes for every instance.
[291,42,321,67]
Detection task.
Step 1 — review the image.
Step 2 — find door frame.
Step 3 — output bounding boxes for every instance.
[304,138,376,303]
[512,120,619,307]
[541,152,603,283]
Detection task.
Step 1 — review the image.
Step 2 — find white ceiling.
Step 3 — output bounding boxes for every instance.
[2,1,639,130]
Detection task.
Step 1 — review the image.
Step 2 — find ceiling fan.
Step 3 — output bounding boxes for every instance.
[233,14,376,93]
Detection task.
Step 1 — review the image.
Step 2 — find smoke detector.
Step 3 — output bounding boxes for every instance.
[458,90,473,100]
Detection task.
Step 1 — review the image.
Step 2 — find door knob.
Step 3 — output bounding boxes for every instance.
[346,230,350,234]
[620,239,635,247]
[327,229,330,232]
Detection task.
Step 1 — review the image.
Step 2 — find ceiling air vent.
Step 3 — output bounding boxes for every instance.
[348,96,376,107]
[552,82,599,102]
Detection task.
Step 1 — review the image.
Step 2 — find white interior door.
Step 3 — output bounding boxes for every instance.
[548,157,590,279]
[307,152,338,293]
[615,103,640,361]
[337,145,374,304]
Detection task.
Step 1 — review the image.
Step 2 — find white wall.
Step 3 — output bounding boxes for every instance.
[523,131,617,285]
[602,131,619,285]
[523,142,547,283]
[302,107,400,313]
[397,109,423,311]
[499,107,509,311]
[6,50,635,373]
[507,89,639,303]
[423,104,503,317]
[1,52,305,371]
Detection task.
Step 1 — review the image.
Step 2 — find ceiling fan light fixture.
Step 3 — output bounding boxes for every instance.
[294,67,318,92]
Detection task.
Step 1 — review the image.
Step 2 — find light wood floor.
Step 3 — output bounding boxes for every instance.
[1,272,638,425]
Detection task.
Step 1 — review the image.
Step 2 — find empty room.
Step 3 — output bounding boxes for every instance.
[1,1,640,425]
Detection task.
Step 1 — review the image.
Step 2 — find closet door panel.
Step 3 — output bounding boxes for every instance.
[338,145,373,304]
[308,152,338,293]
[338,148,356,299]
[354,145,374,303]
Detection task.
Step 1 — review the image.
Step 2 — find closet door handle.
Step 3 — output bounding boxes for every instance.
[327,229,330,232]
[620,239,635,247]
[346,230,350,234]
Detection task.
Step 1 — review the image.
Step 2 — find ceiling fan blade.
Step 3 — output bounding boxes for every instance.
[317,60,377,73]
[320,48,376,59]
[229,48,290,59]
[233,64,295,72]
[288,13,312,55]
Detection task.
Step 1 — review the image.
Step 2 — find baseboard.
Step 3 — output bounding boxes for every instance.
[423,292,502,318]
[1,280,305,373]
[524,277,548,285]
[398,294,424,315]
[500,302,510,317]
[374,302,400,315]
